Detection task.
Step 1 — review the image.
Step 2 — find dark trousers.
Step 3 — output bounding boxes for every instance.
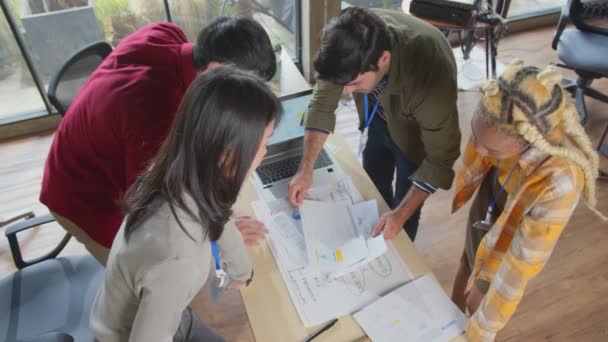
[362,115,422,241]
[174,307,224,342]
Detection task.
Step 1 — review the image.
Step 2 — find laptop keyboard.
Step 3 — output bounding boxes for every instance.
[256,149,333,185]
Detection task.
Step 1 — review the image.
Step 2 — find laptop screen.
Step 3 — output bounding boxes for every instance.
[268,91,313,145]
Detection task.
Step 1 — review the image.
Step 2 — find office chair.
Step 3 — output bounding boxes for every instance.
[553,0,608,162]
[3,40,112,259]
[2,40,112,265]
[2,40,112,263]
[0,42,112,341]
[0,212,34,229]
[47,41,112,116]
[0,214,103,342]
[2,40,113,268]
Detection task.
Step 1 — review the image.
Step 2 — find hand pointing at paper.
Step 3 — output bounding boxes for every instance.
[372,209,407,240]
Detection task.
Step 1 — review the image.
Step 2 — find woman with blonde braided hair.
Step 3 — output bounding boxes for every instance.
[450,60,606,342]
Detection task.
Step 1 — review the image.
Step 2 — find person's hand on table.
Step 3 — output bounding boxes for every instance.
[235,217,267,246]
[288,169,312,206]
[372,209,408,240]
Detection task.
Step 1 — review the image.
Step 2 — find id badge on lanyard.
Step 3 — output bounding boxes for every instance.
[472,161,518,231]
[358,94,380,156]
[209,240,231,301]
[358,128,369,156]
[211,241,228,287]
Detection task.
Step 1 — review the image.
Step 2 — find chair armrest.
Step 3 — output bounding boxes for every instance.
[5,212,55,235]
[23,332,74,342]
[5,213,71,270]
[552,0,572,50]
[0,211,34,227]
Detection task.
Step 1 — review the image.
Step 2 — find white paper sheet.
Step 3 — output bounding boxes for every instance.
[251,179,413,327]
[331,200,388,278]
[252,177,363,221]
[353,275,468,342]
[300,200,369,272]
[256,198,388,276]
[273,242,412,326]
[307,177,364,203]
[269,212,308,269]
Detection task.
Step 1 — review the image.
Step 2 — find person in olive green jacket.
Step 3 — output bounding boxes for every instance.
[288,7,461,241]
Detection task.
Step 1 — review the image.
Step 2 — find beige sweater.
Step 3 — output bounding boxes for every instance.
[90,197,252,342]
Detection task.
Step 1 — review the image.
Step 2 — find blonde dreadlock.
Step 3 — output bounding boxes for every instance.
[478,60,604,217]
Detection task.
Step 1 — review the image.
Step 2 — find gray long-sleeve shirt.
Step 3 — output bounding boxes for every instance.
[90,195,252,341]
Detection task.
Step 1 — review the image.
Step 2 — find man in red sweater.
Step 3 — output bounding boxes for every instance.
[40,18,276,265]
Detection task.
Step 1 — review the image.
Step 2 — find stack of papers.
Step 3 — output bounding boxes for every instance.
[353,275,468,342]
[252,177,413,326]
[299,200,387,276]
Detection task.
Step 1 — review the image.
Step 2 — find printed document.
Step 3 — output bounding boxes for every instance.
[353,275,468,342]
[251,178,412,326]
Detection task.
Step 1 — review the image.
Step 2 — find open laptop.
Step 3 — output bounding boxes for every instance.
[252,89,344,202]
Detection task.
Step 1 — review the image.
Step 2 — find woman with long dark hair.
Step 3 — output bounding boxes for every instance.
[90,65,282,341]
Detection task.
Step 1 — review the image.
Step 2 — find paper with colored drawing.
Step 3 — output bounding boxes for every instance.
[253,198,386,273]
[299,200,369,273]
[353,275,467,342]
[251,180,412,327]
[331,200,388,277]
[276,243,412,326]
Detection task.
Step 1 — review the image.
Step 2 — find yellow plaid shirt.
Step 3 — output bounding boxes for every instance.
[452,139,584,342]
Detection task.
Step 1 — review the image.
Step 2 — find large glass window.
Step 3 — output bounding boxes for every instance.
[94,0,166,46]
[507,0,562,18]
[168,0,300,60]
[0,0,165,122]
[0,1,46,121]
[20,0,164,93]
[1,0,301,129]
[342,0,403,10]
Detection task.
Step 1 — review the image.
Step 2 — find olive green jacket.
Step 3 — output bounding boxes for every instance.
[303,9,461,190]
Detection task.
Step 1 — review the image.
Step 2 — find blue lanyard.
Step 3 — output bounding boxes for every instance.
[488,160,517,215]
[211,240,228,287]
[211,241,221,271]
[363,94,381,129]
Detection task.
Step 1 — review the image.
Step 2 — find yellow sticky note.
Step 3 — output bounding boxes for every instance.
[335,249,344,262]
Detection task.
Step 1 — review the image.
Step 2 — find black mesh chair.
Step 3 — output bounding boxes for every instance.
[47,41,112,116]
[553,0,608,160]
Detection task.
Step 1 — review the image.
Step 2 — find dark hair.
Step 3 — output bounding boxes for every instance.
[193,17,276,81]
[314,7,391,85]
[124,65,282,241]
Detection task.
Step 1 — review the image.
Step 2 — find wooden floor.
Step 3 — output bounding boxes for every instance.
[1,26,607,341]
